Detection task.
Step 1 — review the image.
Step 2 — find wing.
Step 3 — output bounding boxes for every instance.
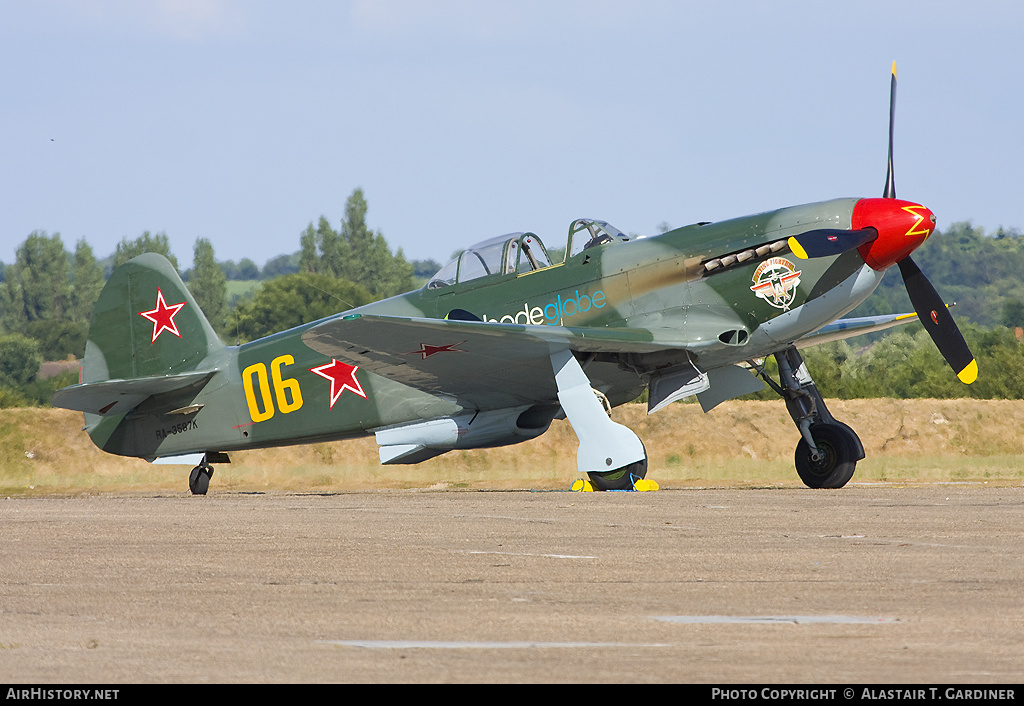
[301,308,921,412]
[301,314,675,410]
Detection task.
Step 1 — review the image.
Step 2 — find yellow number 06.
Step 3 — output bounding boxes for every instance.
[243,355,304,423]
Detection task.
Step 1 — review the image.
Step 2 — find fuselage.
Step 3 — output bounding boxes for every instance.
[111,195,932,460]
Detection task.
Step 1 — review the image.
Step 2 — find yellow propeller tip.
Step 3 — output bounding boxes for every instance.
[787,237,809,260]
[957,359,978,385]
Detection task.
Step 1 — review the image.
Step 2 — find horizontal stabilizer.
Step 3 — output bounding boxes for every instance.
[50,370,216,416]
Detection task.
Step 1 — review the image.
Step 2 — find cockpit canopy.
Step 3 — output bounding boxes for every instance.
[427,219,630,289]
[566,218,630,258]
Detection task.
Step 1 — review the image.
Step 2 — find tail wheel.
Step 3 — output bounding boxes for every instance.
[794,424,859,489]
[587,450,648,491]
[188,465,213,495]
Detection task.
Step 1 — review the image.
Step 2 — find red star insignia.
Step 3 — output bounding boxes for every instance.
[138,288,187,344]
[405,341,466,359]
[309,359,368,409]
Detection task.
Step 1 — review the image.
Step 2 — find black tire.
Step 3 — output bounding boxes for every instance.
[188,465,212,495]
[587,454,648,491]
[794,424,859,489]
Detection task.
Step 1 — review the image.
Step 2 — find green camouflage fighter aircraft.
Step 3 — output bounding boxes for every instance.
[53,65,976,494]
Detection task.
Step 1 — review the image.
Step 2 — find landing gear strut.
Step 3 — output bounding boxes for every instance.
[754,347,864,488]
[549,347,648,489]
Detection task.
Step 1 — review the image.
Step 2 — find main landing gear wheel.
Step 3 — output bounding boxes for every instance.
[188,464,213,495]
[794,423,860,489]
[587,453,648,491]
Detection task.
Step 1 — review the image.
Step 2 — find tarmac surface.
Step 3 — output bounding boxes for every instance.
[2,485,1022,684]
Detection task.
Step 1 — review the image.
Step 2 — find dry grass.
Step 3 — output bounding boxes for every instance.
[3,399,1023,495]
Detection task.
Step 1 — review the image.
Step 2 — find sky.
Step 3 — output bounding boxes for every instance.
[2,1,1022,271]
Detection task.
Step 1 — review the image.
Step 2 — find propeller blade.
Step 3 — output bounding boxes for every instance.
[883,62,897,199]
[787,227,878,260]
[897,255,977,384]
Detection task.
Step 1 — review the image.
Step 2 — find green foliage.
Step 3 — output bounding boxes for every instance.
[261,252,299,279]
[1,231,72,328]
[0,386,30,409]
[114,231,178,270]
[0,233,90,359]
[850,222,1024,327]
[21,320,87,361]
[190,237,228,334]
[743,323,1024,401]
[70,239,104,323]
[229,273,373,343]
[1002,299,1024,329]
[412,258,443,280]
[300,189,414,299]
[226,280,263,310]
[300,216,344,276]
[219,257,261,281]
[0,334,42,388]
[20,369,79,407]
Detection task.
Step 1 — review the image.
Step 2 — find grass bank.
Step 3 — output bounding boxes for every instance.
[2,399,1023,496]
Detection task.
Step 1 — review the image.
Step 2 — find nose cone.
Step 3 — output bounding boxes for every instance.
[853,197,937,270]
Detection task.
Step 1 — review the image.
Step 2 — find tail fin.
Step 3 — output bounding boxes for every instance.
[52,253,226,420]
[52,254,243,460]
[83,253,225,383]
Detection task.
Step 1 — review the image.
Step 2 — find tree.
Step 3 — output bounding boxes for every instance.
[300,216,348,277]
[0,233,97,359]
[229,273,372,343]
[70,239,104,323]
[114,231,178,270]
[22,320,87,361]
[340,189,374,283]
[236,258,260,280]
[261,252,300,279]
[411,259,442,280]
[318,215,348,277]
[297,189,414,299]
[1,231,72,328]
[219,258,261,281]
[850,222,1024,328]
[299,223,319,275]
[338,188,413,298]
[190,237,228,335]
[0,333,42,388]
[1002,299,1024,329]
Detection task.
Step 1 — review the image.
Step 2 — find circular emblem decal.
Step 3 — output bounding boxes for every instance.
[750,257,802,311]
